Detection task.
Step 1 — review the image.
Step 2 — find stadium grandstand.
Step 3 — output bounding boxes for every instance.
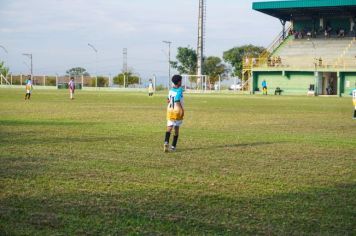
[244,0,356,96]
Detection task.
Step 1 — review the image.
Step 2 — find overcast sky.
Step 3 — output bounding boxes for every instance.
[0,0,281,83]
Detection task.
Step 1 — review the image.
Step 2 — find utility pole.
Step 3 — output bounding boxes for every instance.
[163,40,172,88]
[197,0,206,79]
[88,43,98,87]
[22,53,33,79]
[123,48,128,88]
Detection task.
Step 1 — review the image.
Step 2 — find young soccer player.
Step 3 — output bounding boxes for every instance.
[262,80,268,95]
[68,77,75,100]
[148,79,154,96]
[24,76,33,100]
[164,75,184,152]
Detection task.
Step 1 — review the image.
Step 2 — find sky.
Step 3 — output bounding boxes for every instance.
[0,0,281,85]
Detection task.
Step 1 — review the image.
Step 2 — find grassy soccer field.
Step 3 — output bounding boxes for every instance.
[0,89,355,235]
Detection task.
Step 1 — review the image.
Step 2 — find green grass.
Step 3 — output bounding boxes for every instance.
[0,89,355,235]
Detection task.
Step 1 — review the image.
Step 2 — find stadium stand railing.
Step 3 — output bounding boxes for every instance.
[244,36,356,72]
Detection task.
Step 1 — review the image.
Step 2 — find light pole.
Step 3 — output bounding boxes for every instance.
[0,45,8,65]
[22,53,33,79]
[88,43,98,87]
[163,40,172,89]
[22,61,31,74]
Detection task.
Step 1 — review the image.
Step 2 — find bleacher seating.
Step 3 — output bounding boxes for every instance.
[272,38,356,68]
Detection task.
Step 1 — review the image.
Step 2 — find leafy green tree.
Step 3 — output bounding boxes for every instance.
[95,76,109,87]
[223,45,265,78]
[66,67,90,76]
[113,72,139,86]
[203,56,227,85]
[0,61,10,77]
[171,47,197,75]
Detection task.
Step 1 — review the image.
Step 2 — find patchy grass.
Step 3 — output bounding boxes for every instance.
[0,89,355,235]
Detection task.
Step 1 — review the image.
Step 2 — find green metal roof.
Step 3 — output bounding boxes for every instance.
[253,0,356,10]
[253,0,356,20]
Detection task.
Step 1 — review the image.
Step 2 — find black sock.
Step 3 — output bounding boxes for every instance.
[165,132,171,143]
[172,135,179,147]
[354,109,356,118]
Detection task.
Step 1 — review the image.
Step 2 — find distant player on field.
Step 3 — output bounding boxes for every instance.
[164,75,184,152]
[24,75,33,100]
[148,79,154,96]
[68,77,75,100]
[262,80,268,95]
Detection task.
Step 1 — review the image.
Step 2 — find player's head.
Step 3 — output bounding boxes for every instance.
[28,75,31,80]
[172,75,182,87]
[70,76,74,81]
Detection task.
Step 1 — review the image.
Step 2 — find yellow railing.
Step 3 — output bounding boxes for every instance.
[242,25,292,75]
[249,56,356,71]
[334,37,356,68]
[258,25,292,66]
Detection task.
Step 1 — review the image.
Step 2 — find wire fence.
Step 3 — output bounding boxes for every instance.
[0,74,151,89]
[0,74,249,93]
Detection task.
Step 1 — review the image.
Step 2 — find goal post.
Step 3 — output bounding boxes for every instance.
[181,74,210,92]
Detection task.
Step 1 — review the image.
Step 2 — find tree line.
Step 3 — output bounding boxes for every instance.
[0,44,265,87]
[171,44,265,85]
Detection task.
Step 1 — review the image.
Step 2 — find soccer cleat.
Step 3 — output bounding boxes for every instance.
[164,143,169,153]
[170,146,176,152]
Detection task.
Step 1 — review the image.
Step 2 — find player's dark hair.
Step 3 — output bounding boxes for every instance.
[172,75,182,85]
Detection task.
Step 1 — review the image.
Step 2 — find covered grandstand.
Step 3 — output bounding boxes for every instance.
[245,0,356,96]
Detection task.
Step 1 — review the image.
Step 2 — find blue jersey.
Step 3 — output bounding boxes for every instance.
[167,87,184,121]
[262,81,267,88]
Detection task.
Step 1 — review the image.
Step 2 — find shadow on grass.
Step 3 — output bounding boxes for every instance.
[0,119,94,127]
[180,142,279,152]
[0,184,354,235]
[0,155,50,179]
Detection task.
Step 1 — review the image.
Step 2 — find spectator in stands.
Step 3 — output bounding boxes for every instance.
[267,57,272,67]
[288,28,294,36]
[245,57,250,66]
[338,28,345,38]
[272,57,277,67]
[318,58,323,67]
[252,57,257,66]
[327,25,333,35]
[276,56,282,66]
[307,31,312,39]
[326,81,333,95]
[352,24,356,37]
[298,31,303,39]
[306,27,312,39]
